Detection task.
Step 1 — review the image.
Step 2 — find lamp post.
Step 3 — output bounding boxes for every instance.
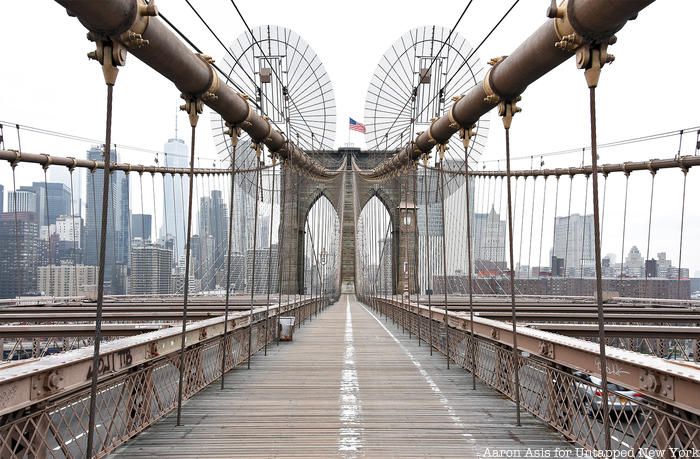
[320,247,327,309]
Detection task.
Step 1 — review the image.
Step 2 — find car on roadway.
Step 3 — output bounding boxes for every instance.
[573,372,644,418]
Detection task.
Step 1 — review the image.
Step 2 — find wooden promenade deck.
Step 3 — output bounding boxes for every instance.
[112,295,575,458]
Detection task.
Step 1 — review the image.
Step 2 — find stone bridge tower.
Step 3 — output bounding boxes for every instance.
[278,148,418,295]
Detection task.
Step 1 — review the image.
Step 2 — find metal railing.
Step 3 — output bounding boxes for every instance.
[0,297,324,458]
[366,295,700,454]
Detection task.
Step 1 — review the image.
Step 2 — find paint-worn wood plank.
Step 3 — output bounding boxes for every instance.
[111,296,575,458]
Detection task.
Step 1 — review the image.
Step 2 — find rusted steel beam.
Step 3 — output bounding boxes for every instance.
[0,149,271,175]
[473,311,700,324]
[368,0,654,178]
[525,323,700,339]
[54,0,335,179]
[3,305,692,314]
[0,311,234,323]
[437,305,698,315]
[0,297,318,417]
[0,323,170,338]
[376,297,700,415]
[0,306,253,314]
[446,155,700,178]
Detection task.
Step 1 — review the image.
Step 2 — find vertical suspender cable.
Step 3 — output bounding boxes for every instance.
[171,168,180,261]
[248,146,262,369]
[485,175,493,281]
[176,98,201,427]
[438,153,450,369]
[422,163,433,355]
[413,166,421,345]
[501,99,521,426]
[11,162,21,299]
[151,173,158,244]
[182,173,187,280]
[43,167,53,294]
[265,160,276,354]
[461,129,477,389]
[162,174,170,264]
[474,176,486,295]
[563,176,573,277]
[677,170,688,299]
[139,173,146,243]
[526,177,537,278]
[276,159,287,345]
[308,215,314,320]
[619,173,630,278]
[69,168,79,296]
[221,134,237,388]
[86,70,116,459]
[551,176,560,276]
[644,172,656,297]
[580,174,590,278]
[584,58,612,450]
[517,177,527,275]
[537,177,548,279]
[404,153,412,338]
[600,174,607,248]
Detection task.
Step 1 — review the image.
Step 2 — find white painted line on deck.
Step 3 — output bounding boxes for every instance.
[52,424,102,451]
[361,301,476,446]
[338,295,362,457]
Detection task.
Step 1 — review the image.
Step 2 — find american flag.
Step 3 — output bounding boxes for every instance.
[349,117,366,133]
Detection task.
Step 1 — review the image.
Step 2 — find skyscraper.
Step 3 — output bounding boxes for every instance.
[552,213,594,277]
[49,166,83,216]
[257,215,270,249]
[131,214,152,241]
[129,244,173,295]
[84,146,130,294]
[232,175,257,255]
[197,190,228,290]
[0,184,4,213]
[161,137,189,259]
[7,189,37,214]
[473,206,506,265]
[0,212,39,298]
[209,190,228,263]
[19,182,71,229]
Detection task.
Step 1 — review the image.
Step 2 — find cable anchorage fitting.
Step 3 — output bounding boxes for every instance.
[550,0,616,88]
[225,122,241,147]
[180,95,203,128]
[576,39,616,89]
[87,37,126,86]
[437,143,448,163]
[459,124,476,151]
[498,97,522,130]
[85,0,157,85]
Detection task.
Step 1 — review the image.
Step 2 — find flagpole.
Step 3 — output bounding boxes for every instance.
[348,117,351,146]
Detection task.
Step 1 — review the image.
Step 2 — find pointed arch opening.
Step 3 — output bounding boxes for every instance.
[356,195,394,296]
[303,194,340,298]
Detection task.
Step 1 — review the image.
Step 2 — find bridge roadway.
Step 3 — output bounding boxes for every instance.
[112,295,574,458]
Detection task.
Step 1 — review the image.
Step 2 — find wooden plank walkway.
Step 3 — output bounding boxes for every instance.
[112,295,576,458]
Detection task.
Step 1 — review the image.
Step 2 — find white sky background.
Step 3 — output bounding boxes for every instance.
[0,0,699,275]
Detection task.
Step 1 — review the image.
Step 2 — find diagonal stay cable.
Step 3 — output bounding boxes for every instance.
[381,1,476,149]
[392,0,521,149]
[229,1,321,147]
[180,0,290,133]
[155,6,288,137]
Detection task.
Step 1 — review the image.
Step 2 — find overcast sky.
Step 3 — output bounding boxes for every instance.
[0,0,698,275]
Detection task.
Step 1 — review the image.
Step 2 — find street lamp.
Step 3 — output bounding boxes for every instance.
[320,248,327,308]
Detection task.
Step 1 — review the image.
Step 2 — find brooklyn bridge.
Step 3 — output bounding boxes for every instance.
[1,0,699,457]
